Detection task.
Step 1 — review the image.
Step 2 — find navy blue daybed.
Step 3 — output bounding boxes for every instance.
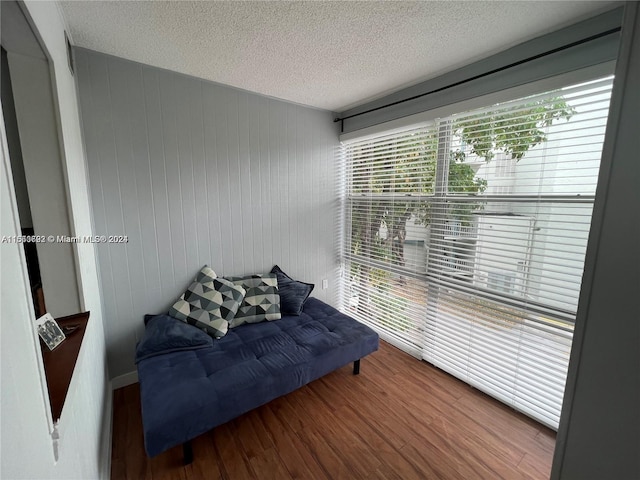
[136,298,379,461]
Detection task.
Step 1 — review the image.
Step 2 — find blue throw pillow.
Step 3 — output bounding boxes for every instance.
[270,265,314,315]
[135,314,213,363]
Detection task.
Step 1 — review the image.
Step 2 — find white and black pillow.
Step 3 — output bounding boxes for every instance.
[169,266,246,338]
[193,265,217,284]
[224,273,281,327]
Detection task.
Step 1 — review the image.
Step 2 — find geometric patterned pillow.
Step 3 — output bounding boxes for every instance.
[224,273,281,328]
[169,267,246,338]
[193,265,218,284]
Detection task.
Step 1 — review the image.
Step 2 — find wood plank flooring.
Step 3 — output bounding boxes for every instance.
[111,341,555,479]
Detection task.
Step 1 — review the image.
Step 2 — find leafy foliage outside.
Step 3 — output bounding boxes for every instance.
[453,99,575,162]
[350,98,575,270]
[348,98,575,327]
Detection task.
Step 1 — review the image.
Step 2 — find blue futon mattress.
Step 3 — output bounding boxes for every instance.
[137,298,379,457]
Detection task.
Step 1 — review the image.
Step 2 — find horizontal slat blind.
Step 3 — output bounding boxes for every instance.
[343,127,437,354]
[341,75,613,428]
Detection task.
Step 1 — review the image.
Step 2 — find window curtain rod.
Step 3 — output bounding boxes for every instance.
[333,27,620,129]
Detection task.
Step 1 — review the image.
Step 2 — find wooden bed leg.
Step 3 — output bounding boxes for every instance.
[353,359,360,375]
[183,440,193,465]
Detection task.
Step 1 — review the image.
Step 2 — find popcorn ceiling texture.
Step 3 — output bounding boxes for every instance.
[60,1,613,112]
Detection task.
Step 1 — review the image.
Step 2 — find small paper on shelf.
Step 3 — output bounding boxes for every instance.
[36,313,66,351]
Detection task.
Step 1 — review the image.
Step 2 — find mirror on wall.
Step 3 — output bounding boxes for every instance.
[1,0,81,319]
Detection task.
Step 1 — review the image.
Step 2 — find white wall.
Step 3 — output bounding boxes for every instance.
[0,1,110,479]
[74,48,341,380]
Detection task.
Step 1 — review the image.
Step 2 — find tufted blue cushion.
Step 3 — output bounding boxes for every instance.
[135,314,213,363]
[137,298,379,457]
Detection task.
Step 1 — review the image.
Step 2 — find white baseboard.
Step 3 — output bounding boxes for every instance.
[111,371,138,390]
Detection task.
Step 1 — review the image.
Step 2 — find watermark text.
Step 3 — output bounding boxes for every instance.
[1,235,129,244]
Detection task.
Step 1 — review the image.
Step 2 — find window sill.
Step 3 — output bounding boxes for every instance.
[39,311,90,421]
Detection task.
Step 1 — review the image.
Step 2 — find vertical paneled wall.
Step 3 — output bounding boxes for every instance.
[74,49,341,379]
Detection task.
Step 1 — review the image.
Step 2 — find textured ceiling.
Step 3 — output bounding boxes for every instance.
[59,1,616,112]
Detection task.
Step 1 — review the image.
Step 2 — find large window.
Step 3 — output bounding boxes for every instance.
[341,76,613,428]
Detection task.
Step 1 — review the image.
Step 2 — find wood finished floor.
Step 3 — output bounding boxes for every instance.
[111,341,556,480]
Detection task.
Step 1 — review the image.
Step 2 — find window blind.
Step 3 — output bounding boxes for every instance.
[341,76,613,428]
[344,127,437,355]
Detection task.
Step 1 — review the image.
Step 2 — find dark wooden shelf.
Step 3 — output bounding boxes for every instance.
[40,311,90,421]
